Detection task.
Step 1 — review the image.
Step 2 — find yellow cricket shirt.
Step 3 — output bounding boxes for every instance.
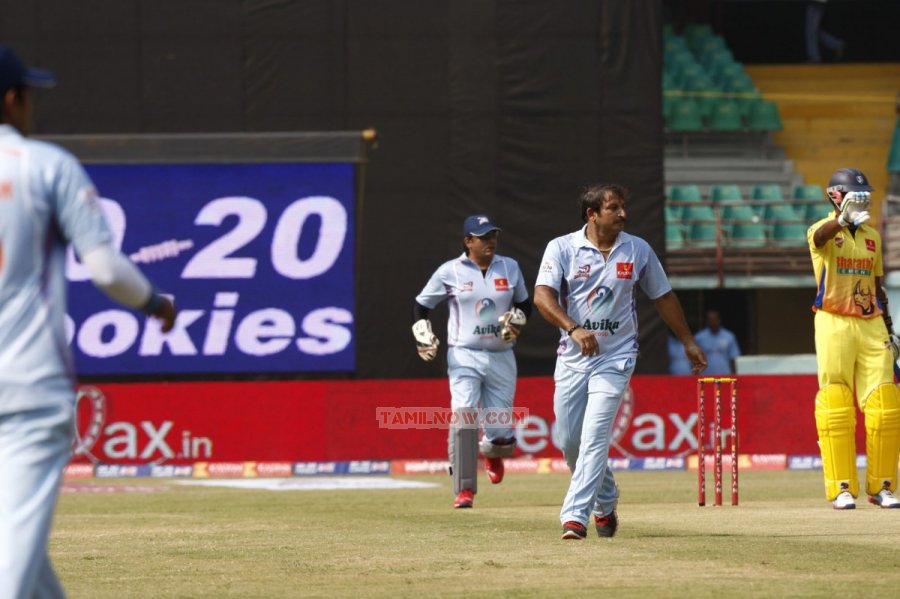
[807,217,883,318]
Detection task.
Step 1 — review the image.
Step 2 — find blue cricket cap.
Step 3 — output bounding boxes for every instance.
[463,214,501,237]
[0,45,56,95]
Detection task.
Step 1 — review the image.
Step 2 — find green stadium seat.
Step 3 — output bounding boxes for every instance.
[666,223,686,250]
[771,223,809,248]
[693,35,728,60]
[688,222,720,249]
[683,23,714,51]
[793,184,825,200]
[665,204,683,221]
[707,100,743,131]
[664,35,689,55]
[751,184,784,201]
[670,184,702,202]
[805,202,834,222]
[763,204,803,223]
[682,204,716,222]
[710,184,743,202]
[887,117,900,173]
[747,100,783,131]
[729,222,768,248]
[721,204,758,237]
[666,98,704,131]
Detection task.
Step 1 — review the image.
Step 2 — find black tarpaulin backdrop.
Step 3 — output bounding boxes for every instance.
[0,0,665,378]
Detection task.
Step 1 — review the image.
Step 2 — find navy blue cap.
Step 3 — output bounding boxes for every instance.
[463,214,501,237]
[0,45,56,95]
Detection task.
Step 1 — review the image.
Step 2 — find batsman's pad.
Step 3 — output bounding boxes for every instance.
[863,383,900,496]
[479,437,517,458]
[815,384,859,500]
[450,413,478,495]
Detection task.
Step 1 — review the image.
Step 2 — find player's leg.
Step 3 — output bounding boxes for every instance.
[447,347,484,506]
[479,350,517,483]
[552,360,590,473]
[856,319,900,506]
[560,355,634,530]
[814,311,859,505]
[0,404,72,599]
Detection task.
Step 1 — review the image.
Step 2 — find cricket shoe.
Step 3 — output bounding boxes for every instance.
[594,510,618,538]
[454,489,474,509]
[485,457,504,484]
[561,521,587,540]
[832,490,856,510]
[868,483,900,509]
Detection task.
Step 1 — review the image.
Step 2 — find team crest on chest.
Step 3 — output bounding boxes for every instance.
[866,239,876,252]
[494,277,509,291]
[574,264,591,280]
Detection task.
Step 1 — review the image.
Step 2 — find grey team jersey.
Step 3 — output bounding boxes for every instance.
[535,227,671,372]
[416,253,528,351]
[0,124,112,412]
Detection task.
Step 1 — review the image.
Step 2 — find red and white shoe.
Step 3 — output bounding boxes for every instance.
[454,488,474,509]
[485,457,504,484]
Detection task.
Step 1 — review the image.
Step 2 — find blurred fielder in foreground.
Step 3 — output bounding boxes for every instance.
[807,167,900,510]
[0,45,176,598]
[534,183,706,540]
[412,215,530,509]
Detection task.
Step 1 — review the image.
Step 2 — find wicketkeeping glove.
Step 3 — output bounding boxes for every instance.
[838,191,871,227]
[890,333,900,361]
[498,308,527,341]
[412,319,440,362]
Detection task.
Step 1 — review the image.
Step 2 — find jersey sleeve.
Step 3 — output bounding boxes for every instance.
[535,239,565,291]
[415,264,450,309]
[511,260,529,303]
[49,150,112,257]
[638,244,672,300]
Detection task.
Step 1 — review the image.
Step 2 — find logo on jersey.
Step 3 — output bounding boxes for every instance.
[616,262,634,279]
[540,261,553,273]
[458,281,474,293]
[835,235,844,248]
[853,280,875,316]
[583,286,620,335]
[475,298,497,322]
[866,239,876,252]
[574,264,591,280]
[494,277,509,291]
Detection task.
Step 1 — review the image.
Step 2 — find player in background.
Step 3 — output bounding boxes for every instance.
[0,45,177,598]
[534,183,706,540]
[807,167,900,510]
[693,308,741,375]
[412,215,531,509]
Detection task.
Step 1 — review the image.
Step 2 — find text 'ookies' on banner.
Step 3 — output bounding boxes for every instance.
[67,163,355,375]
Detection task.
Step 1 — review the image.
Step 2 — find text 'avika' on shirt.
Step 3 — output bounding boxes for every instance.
[415,253,528,351]
[535,227,671,373]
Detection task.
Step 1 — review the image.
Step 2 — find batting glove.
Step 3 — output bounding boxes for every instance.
[838,191,871,227]
[498,308,527,341]
[890,334,900,361]
[412,319,440,362]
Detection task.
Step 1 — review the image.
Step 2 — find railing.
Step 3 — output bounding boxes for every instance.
[666,199,824,286]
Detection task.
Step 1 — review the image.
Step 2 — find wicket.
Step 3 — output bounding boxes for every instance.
[697,377,738,507]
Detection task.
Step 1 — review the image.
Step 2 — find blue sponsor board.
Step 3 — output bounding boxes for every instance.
[95,464,153,478]
[293,460,392,476]
[68,163,356,375]
[608,457,686,471]
[150,464,194,478]
[788,455,823,470]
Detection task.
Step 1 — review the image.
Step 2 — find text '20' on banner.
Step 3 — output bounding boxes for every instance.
[66,163,355,375]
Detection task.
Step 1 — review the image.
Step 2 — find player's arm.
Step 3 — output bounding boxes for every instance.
[654,290,707,375]
[81,245,175,332]
[498,269,532,341]
[813,191,871,248]
[534,285,598,357]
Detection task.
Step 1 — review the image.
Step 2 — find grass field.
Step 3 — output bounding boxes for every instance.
[53,470,900,598]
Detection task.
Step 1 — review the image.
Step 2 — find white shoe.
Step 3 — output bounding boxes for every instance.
[832,491,856,510]
[868,485,900,509]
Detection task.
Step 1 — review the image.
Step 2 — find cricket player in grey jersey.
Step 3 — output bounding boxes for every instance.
[413,215,531,509]
[534,184,706,540]
[0,45,175,598]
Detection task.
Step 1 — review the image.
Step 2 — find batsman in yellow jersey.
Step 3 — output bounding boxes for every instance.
[808,167,900,509]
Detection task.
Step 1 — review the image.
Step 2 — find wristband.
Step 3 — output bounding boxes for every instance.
[837,214,849,228]
[141,291,163,314]
[566,324,581,336]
